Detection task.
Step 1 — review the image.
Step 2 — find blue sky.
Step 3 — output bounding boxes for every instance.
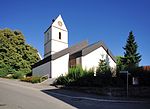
[1,0,150,66]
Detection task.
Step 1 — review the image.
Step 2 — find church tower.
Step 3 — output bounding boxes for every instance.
[44,15,68,58]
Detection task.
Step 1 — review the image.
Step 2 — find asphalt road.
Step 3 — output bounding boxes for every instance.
[0,78,150,109]
[0,79,75,109]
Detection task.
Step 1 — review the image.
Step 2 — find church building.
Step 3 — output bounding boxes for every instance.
[32,15,116,78]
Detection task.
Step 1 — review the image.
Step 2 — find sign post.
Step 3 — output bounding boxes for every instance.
[120,71,129,97]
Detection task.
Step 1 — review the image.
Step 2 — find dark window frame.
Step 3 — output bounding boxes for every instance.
[59,32,61,40]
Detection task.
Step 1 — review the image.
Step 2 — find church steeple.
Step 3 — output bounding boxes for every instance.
[44,15,68,58]
[51,15,67,31]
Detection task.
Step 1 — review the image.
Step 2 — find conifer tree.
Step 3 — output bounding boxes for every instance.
[122,31,141,70]
[96,59,111,76]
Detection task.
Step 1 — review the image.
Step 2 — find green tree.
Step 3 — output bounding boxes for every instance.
[0,28,40,78]
[123,31,141,71]
[96,59,111,76]
[116,56,125,71]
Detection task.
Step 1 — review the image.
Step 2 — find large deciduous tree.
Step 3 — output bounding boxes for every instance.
[0,28,40,77]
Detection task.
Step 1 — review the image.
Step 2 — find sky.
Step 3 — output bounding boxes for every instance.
[0,0,150,66]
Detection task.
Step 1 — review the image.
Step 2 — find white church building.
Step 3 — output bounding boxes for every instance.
[32,15,116,78]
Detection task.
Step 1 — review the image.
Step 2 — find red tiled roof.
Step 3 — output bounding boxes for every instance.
[143,66,150,71]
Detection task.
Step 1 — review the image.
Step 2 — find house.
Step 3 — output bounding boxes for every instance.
[32,15,116,78]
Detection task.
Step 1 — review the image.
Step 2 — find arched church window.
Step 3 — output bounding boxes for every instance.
[59,32,61,40]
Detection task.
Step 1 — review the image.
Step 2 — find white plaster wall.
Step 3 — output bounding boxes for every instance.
[51,54,69,78]
[82,47,116,71]
[51,27,68,43]
[108,55,116,69]
[51,40,68,54]
[51,15,68,54]
[44,27,68,56]
[32,62,50,77]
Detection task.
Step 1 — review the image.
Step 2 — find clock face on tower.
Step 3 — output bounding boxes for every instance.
[58,21,62,27]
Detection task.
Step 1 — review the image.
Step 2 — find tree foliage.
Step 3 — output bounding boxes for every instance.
[96,59,111,76]
[116,56,125,71]
[122,31,141,70]
[0,28,40,77]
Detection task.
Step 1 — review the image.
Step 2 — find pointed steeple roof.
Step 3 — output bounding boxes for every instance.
[52,15,67,31]
[44,15,67,33]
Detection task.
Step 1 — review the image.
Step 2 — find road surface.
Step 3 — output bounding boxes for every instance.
[0,78,150,109]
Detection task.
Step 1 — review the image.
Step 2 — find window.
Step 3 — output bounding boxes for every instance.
[59,32,61,40]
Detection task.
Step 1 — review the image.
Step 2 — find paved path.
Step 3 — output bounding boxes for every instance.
[0,78,150,109]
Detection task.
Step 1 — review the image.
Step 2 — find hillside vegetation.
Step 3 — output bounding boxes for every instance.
[0,28,40,78]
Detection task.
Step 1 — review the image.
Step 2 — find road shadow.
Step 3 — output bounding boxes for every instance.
[41,88,108,109]
[41,88,150,109]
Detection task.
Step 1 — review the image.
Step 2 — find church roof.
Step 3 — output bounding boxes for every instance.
[82,41,116,63]
[32,55,51,68]
[51,40,88,60]
[32,40,116,69]
[32,40,88,68]
[44,26,51,34]
[69,41,116,63]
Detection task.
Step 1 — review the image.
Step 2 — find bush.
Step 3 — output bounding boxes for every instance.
[13,71,24,79]
[54,66,95,86]
[96,59,112,77]
[0,62,15,77]
[20,76,41,83]
[82,68,94,77]
[19,68,31,75]
[31,76,41,83]
[54,75,69,85]
[40,75,48,82]
[0,72,8,78]
[67,65,83,81]
[20,77,32,82]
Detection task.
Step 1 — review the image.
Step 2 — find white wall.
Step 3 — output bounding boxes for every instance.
[51,40,68,54]
[82,47,116,71]
[51,54,69,78]
[32,62,50,77]
[50,26,68,54]
[51,27,68,43]
[44,26,68,57]
[51,15,68,54]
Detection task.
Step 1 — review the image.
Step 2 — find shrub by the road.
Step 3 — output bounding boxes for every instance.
[54,61,116,87]
[54,66,95,86]
[20,76,41,83]
[12,71,24,79]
